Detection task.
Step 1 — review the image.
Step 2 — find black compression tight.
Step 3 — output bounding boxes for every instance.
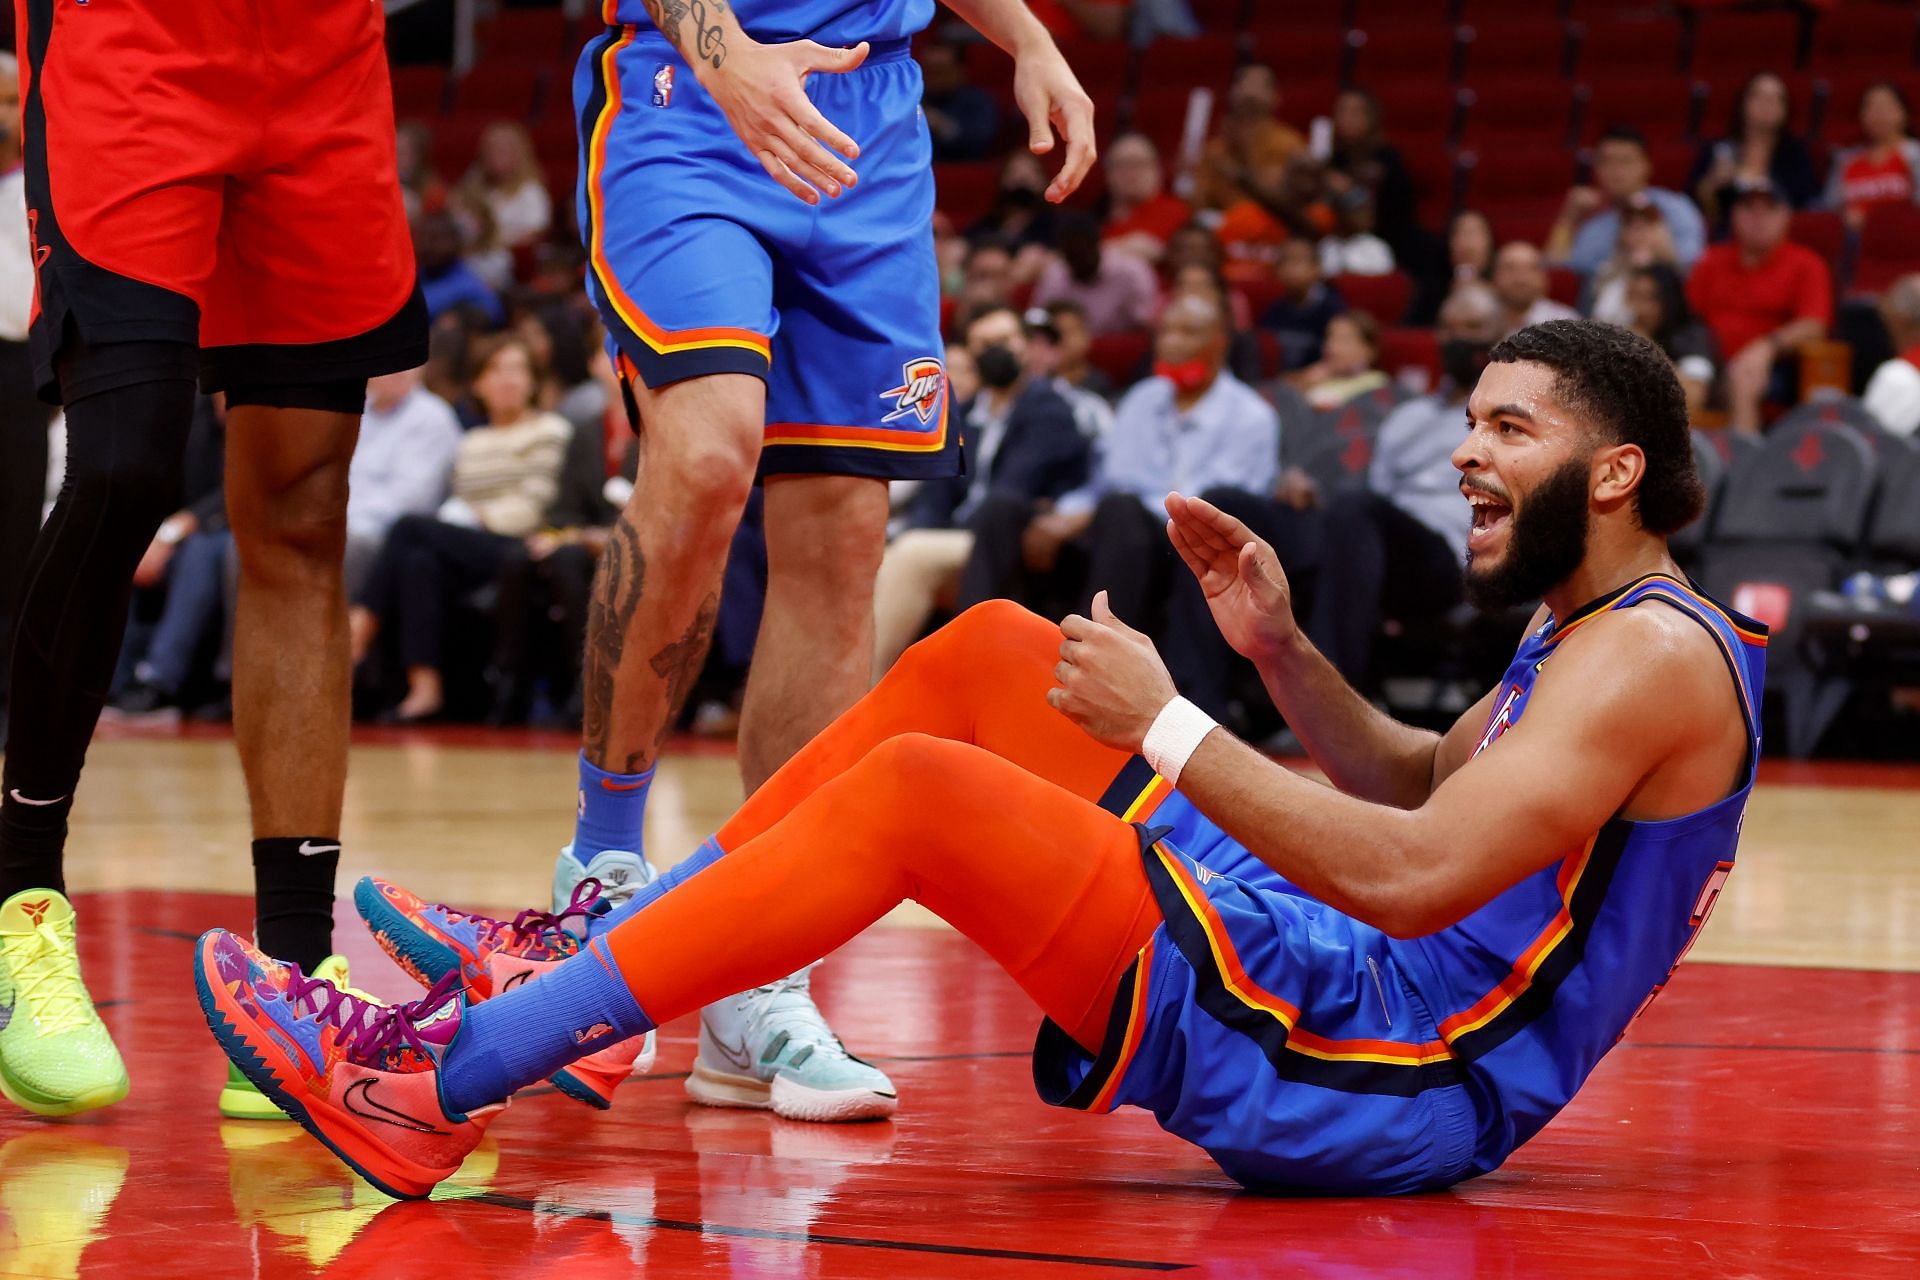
[0,362,197,896]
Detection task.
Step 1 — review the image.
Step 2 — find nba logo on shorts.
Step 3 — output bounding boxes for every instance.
[651,65,674,109]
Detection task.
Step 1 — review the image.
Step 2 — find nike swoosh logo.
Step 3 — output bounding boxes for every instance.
[710,1030,755,1072]
[599,778,649,792]
[7,789,67,806]
[499,968,533,992]
[342,1076,448,1135]
[298,841,341,856]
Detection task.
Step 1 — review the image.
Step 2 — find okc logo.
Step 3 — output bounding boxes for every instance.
[651,64,674,109]
[880,357,944,425]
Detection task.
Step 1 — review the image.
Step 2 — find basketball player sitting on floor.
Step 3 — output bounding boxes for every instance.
[195,319,1765,1199]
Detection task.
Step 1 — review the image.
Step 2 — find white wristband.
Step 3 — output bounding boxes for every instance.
[1141,696,1218,787]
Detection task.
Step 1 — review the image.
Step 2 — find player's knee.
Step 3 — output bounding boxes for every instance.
[230,454,351,580]
[930,599,1050,660]
[861,733,967,803]
[650,417,760,519]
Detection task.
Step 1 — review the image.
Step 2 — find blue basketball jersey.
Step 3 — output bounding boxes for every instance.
[598,0,934,46]
[1395,573,1768,1173]
[1043,572,1768,1193]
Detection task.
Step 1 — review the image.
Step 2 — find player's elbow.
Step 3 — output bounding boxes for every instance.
[1348,842,1464,939]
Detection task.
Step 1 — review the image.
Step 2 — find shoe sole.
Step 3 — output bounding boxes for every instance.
[686,1061,897,1123]
[218,1082,292,1121]
[192,931,452,1201]
[355,876,638,1111]
[0,1059,128,1117]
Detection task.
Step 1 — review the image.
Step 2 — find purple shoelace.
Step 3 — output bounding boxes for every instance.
[282,966,464,1063]
[431,878,606,954]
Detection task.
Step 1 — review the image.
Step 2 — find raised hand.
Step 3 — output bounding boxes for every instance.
[1049,591,1178,753]
[1011,43,1097,203]
[1164,492,1298,663]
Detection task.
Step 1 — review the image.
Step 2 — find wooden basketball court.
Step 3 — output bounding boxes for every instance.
[3,724,1917,1277]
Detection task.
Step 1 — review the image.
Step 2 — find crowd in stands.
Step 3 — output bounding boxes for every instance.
[91,0,1920,755]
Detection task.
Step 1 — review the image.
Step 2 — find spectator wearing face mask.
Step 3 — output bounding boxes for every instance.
[871,305,1089,672]
[959,291,1278,629]
[1022,304,1115,438]
[1031,211,1161,336]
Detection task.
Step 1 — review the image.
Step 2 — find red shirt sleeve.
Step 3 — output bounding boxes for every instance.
[1793,246,1834,327]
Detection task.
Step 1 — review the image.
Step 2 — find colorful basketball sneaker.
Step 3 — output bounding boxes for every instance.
[354,875,653,1109]
[689,966,897,1123]
[0,889,129,1117]
[193,929,498,1201]
[219,953,363,1120]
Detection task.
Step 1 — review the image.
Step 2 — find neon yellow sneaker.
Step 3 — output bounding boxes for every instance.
[0,889,129,1117]
[217,953,361,1119]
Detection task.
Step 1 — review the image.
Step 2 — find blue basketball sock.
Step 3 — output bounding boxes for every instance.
[584,835,727,942]
[438,937,654,1114]
[570,752,653,863]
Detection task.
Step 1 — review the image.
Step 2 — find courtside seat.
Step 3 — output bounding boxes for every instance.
[1696,417,1879,756]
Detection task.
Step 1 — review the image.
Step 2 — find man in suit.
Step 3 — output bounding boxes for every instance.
[872,304,1089,673]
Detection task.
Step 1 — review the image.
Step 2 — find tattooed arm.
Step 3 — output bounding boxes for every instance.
[639,0,868,205]
[940,0,1096,201]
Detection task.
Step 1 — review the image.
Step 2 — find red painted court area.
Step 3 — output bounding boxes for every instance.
[3,891,1917,1278]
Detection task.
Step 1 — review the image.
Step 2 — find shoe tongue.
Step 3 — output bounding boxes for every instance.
[407,992,466,1051]
[0,890,73,933]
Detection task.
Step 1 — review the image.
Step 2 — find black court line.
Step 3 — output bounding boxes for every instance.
[140,927,204,943]
[455,1191,1189,1271]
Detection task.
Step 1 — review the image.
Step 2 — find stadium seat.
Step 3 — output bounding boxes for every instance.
[1089,330,1153,390]
[449,60,546,117]
[1185,0,1248,35]
[391,66,450,118]
[1789,210,1848,284]
[1457,18,1575,81]
[1697,69,1818,139]
[1810,2,1920,74]
[1853,203,1920,294]
[1688,8,1805,80]
[1697,416,1880,756]
[1367,82,1464,148]
[1138,34,1239,96]
[933,162,1001,227]
[1281,393,1401,497]
[1331,272,1412,326]
[477,7,574,65]
[1460,142,1578,207]
[1349,24,1465,85]
[1378,326,1440,385]
[1458,79,1582,149]
[1581,79,1702,144]
[1799,440,1920,755]
[1671,427,1733,570]
[1546,267,1582,308]
[1573,16,1686,80]
[1250,25,1353,85]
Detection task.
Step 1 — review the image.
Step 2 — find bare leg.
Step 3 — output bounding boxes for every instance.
[584,374,761,773]
[225,405,358,968]
[224,406,358,837]
[738,475,891,792]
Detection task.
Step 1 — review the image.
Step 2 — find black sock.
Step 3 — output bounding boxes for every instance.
[0,790,72,899]
[252,837,340,972]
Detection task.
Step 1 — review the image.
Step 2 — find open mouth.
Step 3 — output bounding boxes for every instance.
[1466,491,1512,546]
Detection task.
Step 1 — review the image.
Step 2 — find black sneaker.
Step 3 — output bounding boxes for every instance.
[106,679,180,721]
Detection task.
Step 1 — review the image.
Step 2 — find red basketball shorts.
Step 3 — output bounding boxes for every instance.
[16,0,427,401]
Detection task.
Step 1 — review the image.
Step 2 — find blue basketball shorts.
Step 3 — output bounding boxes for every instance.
[573,29,956,481]
[1032,772,1482,1195]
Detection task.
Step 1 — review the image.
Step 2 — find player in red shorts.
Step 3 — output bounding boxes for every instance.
[0,0,426,1117]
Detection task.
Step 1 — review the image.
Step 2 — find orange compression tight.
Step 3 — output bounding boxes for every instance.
[599,601,1165,1051]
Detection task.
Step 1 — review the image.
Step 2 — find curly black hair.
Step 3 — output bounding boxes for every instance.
[1487,319,1705,536]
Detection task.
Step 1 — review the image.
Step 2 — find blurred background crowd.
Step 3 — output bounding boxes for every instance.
[18,0,1920,759]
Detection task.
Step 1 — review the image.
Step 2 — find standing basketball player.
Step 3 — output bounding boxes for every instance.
[199,320,1766,1200]
[0,1,425,1117]
[548,0,1095,1119]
